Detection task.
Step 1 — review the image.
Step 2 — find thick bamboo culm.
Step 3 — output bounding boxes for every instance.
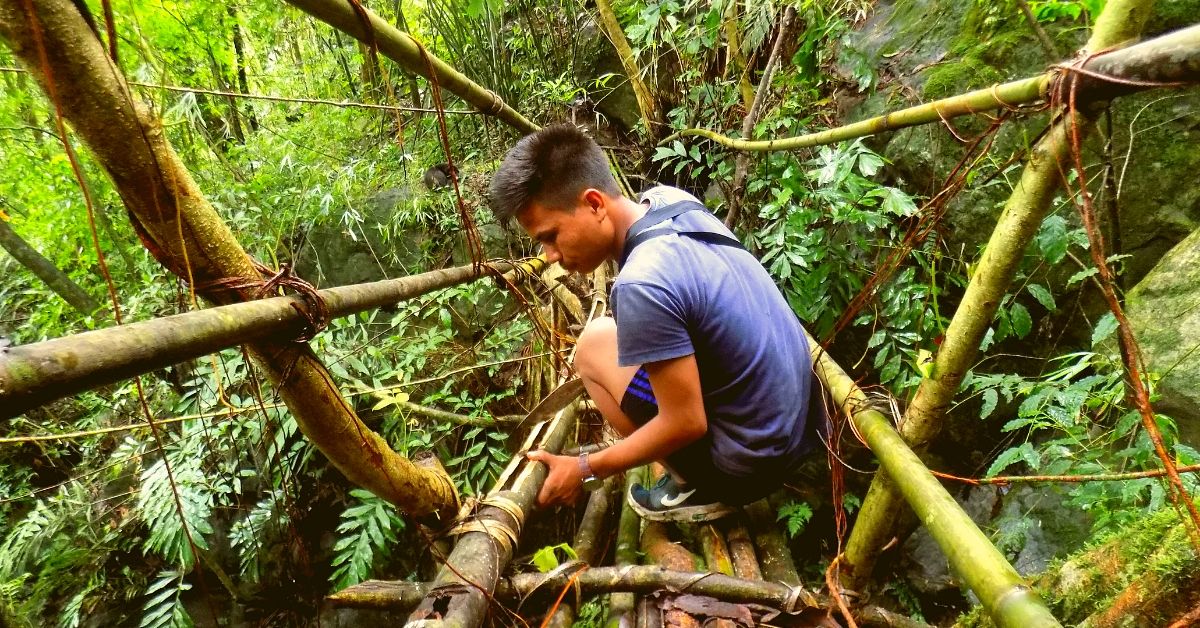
[744,499,800,585]
[723,519,762,581]
[544,475,619,627]
[0,258,546,419]
[406,401,582,626]
[667,22,1200,152]
[807,332,1060,628]
[608,466,645,628]
[284,0,538,133]
[842,0,1161,585]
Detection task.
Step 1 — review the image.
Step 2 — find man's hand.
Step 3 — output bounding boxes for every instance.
[526,449,583,507]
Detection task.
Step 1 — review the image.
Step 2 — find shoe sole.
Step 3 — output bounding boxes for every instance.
[626,489,737,523]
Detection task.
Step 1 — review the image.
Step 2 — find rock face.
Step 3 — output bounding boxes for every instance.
[572,16,643,132]
[292,187,430,288]
[838,0,1200,286]
[1126,225,1200,439]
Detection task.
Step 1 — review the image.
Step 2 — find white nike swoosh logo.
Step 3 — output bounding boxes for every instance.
[659,489,696,508]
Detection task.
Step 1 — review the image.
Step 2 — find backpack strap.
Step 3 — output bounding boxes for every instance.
[619,199,745,268]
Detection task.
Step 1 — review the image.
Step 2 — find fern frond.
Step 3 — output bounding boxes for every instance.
[228,490,284,583]
[138,457,213,567]
[328,489,405,590]
[140,571,193,628]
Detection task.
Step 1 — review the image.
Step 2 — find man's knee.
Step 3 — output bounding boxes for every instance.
[574,316,617,378]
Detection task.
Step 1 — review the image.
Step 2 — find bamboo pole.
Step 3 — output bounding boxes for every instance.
[699,525,735,576]
[641,521,702,571]
[406,401,583,626]
[722,0,755,112]
[641,521,702,627]
[543,476,619,628]
[0,258,545,419]
[608,466,644,628]
[663,22,1200,152]
[330,567,928,627]
[593,0,661,137]
[745,498,800,585]
[284,0,538,134]
[723,518,762,581]
[842,0,1160,585]
[807,331,1060,628]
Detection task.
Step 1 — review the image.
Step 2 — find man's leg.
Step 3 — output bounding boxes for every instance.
[573,316,642,438]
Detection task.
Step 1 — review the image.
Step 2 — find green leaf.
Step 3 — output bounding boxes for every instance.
[979,327,995,352]
[985,443,1036,478]
[879,353,902,383]
[1091,312,1118,347]
[1068,267,1097,286]
[1036,215,1070,264]
[1010,303,1032,338]
[531,543,575,573]
[857,152,884,177]
[776,501,814,538]
[980,388,999,420]
[1026,284,1056,311]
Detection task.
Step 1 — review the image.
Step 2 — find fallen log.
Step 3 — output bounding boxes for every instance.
[331,565,929,627]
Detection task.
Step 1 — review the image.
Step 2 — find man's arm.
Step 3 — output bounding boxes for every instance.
[589,353,706,476]
[527,353,707,506]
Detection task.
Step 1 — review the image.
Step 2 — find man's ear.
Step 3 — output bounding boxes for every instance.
[582,188,609,221]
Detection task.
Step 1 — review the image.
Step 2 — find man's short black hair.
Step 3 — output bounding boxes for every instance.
[489,124,621,225]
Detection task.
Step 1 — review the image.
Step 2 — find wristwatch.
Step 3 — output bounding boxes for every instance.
[578,452,603,492]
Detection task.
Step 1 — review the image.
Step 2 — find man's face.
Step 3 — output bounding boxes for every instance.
[517,191,613,274]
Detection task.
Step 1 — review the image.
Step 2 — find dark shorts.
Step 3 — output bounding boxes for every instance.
[620,367,820,506]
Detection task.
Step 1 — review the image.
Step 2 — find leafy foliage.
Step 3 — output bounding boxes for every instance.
[965,351,1199,533]
[0,0,1191,623]
[777,500,814,538]
[329,489,406,590]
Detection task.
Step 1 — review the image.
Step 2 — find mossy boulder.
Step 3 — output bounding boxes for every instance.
[292,187,432,288]
[1126,224,1200,440]
[839,0,1200,288]
[956,507,1200,626]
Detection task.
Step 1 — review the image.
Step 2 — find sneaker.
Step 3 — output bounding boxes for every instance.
[627,474,736,522]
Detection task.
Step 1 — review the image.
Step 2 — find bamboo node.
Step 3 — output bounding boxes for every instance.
[483,89,505,116]
[781,582,821,613]
[515,559,587,606]
[192,259,330,342]
[444,494,525,552]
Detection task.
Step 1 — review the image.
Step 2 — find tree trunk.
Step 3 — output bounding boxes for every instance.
[0,0,460,522]
[842,0,1159,586]
[725,6,795,229]
[722,0,754,112]
[0,218,100,315]
[228,4,258,132]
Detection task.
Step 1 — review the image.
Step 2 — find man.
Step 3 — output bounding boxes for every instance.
[489,124,817,522]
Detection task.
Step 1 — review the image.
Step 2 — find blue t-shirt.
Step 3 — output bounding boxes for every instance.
[611,186,814,477]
